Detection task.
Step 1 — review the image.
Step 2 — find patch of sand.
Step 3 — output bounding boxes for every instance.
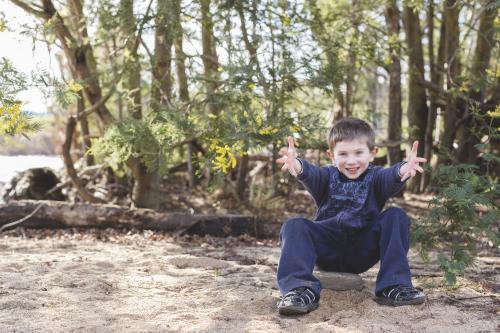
[0,233,497,333]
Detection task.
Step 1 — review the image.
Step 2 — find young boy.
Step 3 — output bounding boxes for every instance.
[276,117,426,315]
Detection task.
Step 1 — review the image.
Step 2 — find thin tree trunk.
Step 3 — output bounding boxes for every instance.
[77,91,94,166]
[403,5,428,192]
[455,3,498,164]
[173,0,195,188]
[201,0,219,116]
[119,0,142,119]
[66,0,114,126]
[151,0,173,111]
[384,0,403,166]
[421,0,438,191]
[438,0,461,165]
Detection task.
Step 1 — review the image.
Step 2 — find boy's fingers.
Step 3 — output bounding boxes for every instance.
[288,136,295,151]
[415,165,424,173]
[287,164,297,177]
[414,157,427,163]
[411,141,419,155]
[401,172,410,182]
[281,164,288,172]
[276,157,287,164]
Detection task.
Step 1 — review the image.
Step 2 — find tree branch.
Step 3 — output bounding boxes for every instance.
[62,116,106,203]
[9,0,49,18]
[0,203,43,232]
[78,85,117,121]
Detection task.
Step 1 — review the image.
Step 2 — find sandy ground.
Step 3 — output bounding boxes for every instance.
[0,229,498,333]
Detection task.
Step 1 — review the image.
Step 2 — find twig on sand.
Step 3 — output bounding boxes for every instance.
[441,294,500,306]
[0,203,43,232]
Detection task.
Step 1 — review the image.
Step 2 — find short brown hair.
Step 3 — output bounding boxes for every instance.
[327,117,375,150]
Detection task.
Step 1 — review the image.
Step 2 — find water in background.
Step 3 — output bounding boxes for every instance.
[0,155,63,183]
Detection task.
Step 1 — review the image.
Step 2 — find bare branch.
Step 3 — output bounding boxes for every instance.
[0,203,43,232]
[9,0,49,18]
[78,85,117,121]
[62,116,106,204]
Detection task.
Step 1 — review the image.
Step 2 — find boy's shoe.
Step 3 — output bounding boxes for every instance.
[375,285,426,306]
[277,287,319,315]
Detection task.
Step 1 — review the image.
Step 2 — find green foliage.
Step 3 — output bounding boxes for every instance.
[413,164,500,285]
[89,110,184,176]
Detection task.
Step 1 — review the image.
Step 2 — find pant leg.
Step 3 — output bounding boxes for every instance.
[341,207,413,294]
[277,217,345,296]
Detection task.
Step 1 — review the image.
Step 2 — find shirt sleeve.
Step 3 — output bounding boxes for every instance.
[296,158,330,207]
[372,162,408,202]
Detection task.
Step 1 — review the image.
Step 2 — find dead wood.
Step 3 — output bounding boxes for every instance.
[0,200,263,237]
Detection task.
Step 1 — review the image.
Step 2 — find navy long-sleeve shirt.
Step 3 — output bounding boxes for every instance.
[296,158,407,230]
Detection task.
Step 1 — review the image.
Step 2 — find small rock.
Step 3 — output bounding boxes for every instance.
[314,270,364,291]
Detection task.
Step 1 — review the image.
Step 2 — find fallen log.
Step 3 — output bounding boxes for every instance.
[0,200,263,237]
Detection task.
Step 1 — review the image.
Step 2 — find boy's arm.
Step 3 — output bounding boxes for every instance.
[277,136,329,205]
[295,158,330,206]
[374,141,427,200]
[373,162,408,201]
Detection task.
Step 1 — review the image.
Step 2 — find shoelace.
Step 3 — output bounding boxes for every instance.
[282,288,316,305]
[386,286,421,301]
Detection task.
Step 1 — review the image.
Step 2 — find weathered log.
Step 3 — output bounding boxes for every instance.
[0,200,263,237]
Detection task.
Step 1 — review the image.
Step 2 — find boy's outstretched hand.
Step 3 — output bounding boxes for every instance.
[400,141,427,181]
[277,136,300,177]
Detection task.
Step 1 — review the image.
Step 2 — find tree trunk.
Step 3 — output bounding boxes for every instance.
[77,91,94,166]
[455,3,498,164]
[421,0,438,191]
[0,200,263,237]
[66,0,114,126]
[438,0,461,166]
[128,158,160,209]
[235,155,249,201]
[403,5,428,192]
[119,0,142,119]
[151,0,173,110]
[173,0,195,188]
[384,0,403,166]
[129,0,177,209]
[201,0,219,116]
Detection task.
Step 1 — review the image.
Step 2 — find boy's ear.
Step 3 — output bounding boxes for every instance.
[326,149,333,159]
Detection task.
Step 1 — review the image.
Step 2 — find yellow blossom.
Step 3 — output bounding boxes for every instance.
[281,14,291,26]
[68,80,83,92]
[487,109,500,119]
[259,126,278,136]
[212,144,237,173]
[0,102,29,135]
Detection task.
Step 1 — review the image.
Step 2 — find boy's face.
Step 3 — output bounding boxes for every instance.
[327,138,377,180]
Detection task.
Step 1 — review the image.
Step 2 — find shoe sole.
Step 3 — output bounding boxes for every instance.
[278,302,319,315]
[374,296,425,306]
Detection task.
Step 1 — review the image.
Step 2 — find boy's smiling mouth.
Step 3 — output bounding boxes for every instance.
[346,167,360,174]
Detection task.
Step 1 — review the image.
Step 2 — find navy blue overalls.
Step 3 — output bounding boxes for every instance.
[277,159,413,297]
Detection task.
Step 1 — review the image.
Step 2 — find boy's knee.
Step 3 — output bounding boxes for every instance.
[381,207,410,226]
[280,217,311,236]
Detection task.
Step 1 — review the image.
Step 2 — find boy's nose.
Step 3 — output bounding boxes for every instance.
[346,157,357,165]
